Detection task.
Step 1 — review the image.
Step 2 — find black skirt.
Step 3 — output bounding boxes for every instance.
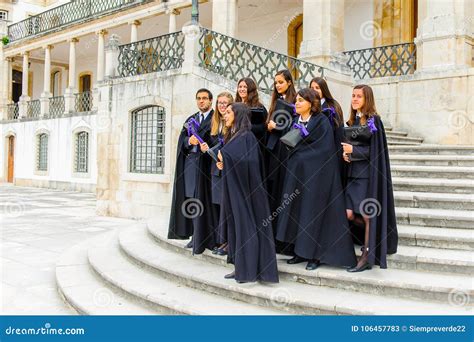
[345,178,369,214]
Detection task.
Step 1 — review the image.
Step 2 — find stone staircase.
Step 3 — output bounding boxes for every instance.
[56,129,473,315]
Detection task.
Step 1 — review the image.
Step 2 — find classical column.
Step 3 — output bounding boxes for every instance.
[18,52,30,118]
[168,9,180,33]
[415,0,473,72]
[298,0,345,66]
[41,45,53,117]
[105,34,121,79]
[97,30,108,82]
[212,0,238,36]
[130,20,141,43]
[65,38,79,113]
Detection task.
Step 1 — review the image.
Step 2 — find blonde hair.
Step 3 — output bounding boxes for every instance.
[211,91,234,136]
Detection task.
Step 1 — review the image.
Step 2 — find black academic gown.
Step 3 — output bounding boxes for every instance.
[347,116,398,268]
[322,101,346,187]
[249,105,268,154]
[275,113,357,267]
[209,130,226,244]
[168,111,218,255]
[219,130,279,283]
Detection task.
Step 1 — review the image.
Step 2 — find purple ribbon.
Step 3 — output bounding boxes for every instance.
[218,136,225,146]
[290,103,296,115]
[322,107,336,126]
[186,117,204,144]
[293,123,309,137]
[367,117,378,133]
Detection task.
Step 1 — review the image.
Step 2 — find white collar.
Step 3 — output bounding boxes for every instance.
[321,98,326,105]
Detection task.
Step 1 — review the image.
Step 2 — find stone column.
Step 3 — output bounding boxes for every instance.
[168,9,180,33]
[18,52,30,118]
[65,38,79,113]
[182,24,201,74]
[97,30,108,82]
[130,20,141,43]
[415,0,473,72]
[40,45,53,118]
[298,0,345,66]
[212,0,238,36]
[105,34,121,79]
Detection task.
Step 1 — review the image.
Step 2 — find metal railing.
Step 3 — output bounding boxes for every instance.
[75,91,93,113]
[117,31,185,77]
[27,99,41,118]
[198,28,325,94]
[7,0,153,43]
[7,103,19,120]
[49,95,65,118]
[343,43,416,79]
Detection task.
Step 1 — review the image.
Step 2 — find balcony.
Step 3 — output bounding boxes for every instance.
[7,0,154,43]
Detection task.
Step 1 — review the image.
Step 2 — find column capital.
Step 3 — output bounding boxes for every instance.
[42,44,54,50]
[96,29,108,36]
[4,56,13,62]
[21,51,29,57]
[166,8,180,15]
[68,37,79,43]
[129,20,142,26]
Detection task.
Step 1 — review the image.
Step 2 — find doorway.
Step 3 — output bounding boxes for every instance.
[7,136,15,183]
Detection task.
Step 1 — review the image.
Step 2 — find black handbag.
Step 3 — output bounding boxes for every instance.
[343,125,372,146]
[280,128,303,148]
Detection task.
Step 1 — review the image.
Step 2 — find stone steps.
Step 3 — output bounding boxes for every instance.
[396,207,473,229]
[388,145,473,155]
[386,130,408,137]
[398,225,474,251]
[391,165,474,179]
[143,221,472,310]
[394,191,474,210]
[386,136,424,144]
[387,141,421,146]
[392,177,474,194]
[389,154,474,167]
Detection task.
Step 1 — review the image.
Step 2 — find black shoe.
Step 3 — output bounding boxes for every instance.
[236,280,248,284]
[305,260,320,270]
[287,256,306,265]
[212,247,218,254]
[347,262,372,273]
[185,240,193,249]
[217,248,228,256]
[224,271,235,279]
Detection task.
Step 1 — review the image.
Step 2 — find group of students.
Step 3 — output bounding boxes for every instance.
[168,70,398,284]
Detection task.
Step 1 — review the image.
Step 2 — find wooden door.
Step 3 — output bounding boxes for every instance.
[7,136,14,183]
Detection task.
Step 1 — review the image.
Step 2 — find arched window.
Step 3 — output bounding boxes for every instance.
[37,133,48,171]
[74,131,89,173]
[51,70,61,96]
[130,105,165,174]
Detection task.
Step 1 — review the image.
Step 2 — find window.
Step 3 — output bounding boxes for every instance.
[37,133,48,171]
[130,106,165,174]
[74,131,89,173]
[52,70,61,96]
[0,10,8,21]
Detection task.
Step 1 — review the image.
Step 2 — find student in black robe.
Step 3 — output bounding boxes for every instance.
[275,88,357,271]
[216,102,279,284]
[265,69,297,255]
[310,77,346,186]
[201,91,234,256]
[342,84,398,272]
[168,88,218,255]
[235,77,268,152]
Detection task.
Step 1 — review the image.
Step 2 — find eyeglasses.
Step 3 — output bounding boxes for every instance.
[217,102,229,106]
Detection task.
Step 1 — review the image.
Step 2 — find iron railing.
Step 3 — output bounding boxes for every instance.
[7,103,19,120]
[27,99,41,118]
[117,32,185,77]
[198,28,325,94]
[49,95,65,118]
[75,91,93,113]
[343,43,416,79]
[7,0,153,43]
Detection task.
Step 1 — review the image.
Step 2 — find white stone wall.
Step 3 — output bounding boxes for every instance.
[344,0,374,51]
[1,114,97,192]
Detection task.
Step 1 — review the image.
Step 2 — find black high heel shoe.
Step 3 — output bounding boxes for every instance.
[347,247,372,273]
[287,256,306,265]
[305,259,320,270]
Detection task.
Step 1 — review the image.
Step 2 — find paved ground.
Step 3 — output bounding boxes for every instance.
[0,183,136,315]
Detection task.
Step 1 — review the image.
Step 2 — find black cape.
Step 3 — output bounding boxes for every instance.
[352,116,398,268]
[322,101,346,187]
[168,112,218,255]
[219,130,279,283]
[275,113,357,267]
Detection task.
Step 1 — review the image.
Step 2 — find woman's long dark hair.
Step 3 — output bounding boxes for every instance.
[268,69,297,122]
[297,88,321,115]
[235,78,263,108]
[309,77,344,127]
[224,103,252,143]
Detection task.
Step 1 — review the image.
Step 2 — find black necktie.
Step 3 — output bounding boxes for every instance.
[199,113,204,124]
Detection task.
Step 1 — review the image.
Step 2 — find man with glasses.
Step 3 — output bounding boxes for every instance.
[168,88,218,255]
